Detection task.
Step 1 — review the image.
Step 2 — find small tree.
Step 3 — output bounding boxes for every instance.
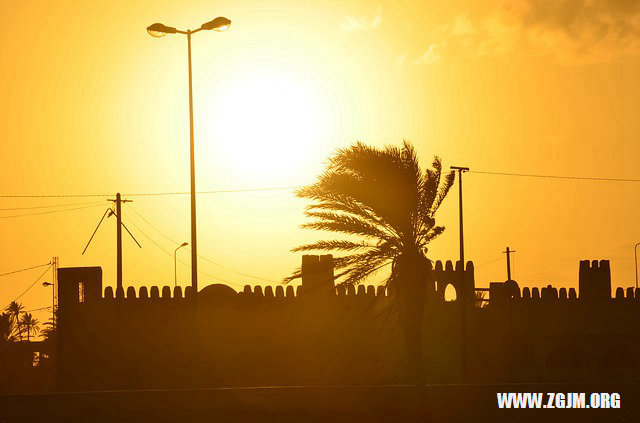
[6,301,24,341]
[0,313,16,343]
[19,313,39,341]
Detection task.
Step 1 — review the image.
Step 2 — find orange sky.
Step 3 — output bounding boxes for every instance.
[2,1,640,328]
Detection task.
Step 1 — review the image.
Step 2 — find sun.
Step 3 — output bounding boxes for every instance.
[204,65,332,186]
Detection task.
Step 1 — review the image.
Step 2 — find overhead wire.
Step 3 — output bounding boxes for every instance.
[2,169,640,200]
[0,186,300,199]
[0,204,105,219]
[0,262,51,278]
[469,170,640,182]
[128,206,277,283]
[0,201,104,211]
[24,305,52,313]
[121,216,246,288]
[2,264,52,311]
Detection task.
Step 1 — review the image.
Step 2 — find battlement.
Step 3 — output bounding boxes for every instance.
[101,285,194,300]
[57,256,478,308]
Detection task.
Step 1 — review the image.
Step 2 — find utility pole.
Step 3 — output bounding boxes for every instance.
[83,195,141,294]
[451,165,469,383]
[503,246,516,281]
[108,193,132,292]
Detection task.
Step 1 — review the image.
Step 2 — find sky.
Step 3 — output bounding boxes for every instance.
[2,0,640,328]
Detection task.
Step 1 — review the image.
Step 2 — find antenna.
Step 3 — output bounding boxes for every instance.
[82,193,141,291]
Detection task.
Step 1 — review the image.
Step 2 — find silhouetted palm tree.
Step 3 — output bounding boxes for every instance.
[40,317,56,342]
[287,141,454,384]
[19,313,39,341]
[6,301,24,341]
[0,313,16,343]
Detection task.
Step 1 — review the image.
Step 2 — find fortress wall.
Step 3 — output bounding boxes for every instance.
[56,257,640,390]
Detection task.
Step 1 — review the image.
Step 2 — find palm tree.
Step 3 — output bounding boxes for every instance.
[287,141,454,384]
[19,313,39,341]
[6,301,24,341]
[0,313,16,343]
[40,316,56,342]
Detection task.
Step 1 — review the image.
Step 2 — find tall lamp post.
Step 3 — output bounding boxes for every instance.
[42,281,55,330]
[174,242,189,288]
[451,165,469,383]
[147,17,231,297]
[635,242,640,289]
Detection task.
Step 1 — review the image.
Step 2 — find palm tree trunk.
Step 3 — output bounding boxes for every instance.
[396,284,427,386]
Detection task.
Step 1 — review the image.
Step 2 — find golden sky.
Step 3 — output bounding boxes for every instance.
[2,0,640,324]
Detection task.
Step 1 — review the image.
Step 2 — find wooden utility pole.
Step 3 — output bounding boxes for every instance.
[108,193,132,292]
[83,194,141,294]
[503,246,516,280]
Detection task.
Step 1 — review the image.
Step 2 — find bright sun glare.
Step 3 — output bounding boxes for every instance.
[208,67,331,185]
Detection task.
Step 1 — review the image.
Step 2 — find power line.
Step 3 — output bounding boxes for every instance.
[122,216,246,288]
[475,256,503,269]
[4,167,640,200]
[24,305,52,312]
[2,264,52,311]
[0,204,105,219]
[470,170,640,182]
[129,206,277,283]
[0,262,51,278]
[0,186,300,199]
[0,201,104,211]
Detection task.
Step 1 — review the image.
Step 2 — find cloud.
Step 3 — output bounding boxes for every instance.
[395,54,408,66]
[413,43,443,65]
[341,6,382,32]
[423,1,640,64]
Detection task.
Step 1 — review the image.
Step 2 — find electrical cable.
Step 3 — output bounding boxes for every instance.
[469,170,640,182]
[0,201,104,211]
[0,204,104,219]
[128,206,277,283]
[2,265,52,311]
[121,217,246,288]
[0,186,300,199]
[0,262,51,278]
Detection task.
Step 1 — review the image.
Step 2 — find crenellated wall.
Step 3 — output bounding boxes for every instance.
[56,256,640,391]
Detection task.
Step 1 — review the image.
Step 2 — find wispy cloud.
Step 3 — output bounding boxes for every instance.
[341,6,382,32]
[417,1,640,65]
[413,43,443,65]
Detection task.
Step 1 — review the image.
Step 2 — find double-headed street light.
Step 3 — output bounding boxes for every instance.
[147,16,231,297]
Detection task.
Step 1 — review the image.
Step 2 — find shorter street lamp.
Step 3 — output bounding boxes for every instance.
[174,242,189,288]
[42,281,55,330]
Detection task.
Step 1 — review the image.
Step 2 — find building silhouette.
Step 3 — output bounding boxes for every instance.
[54,256,640,390]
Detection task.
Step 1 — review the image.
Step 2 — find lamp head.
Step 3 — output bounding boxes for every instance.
[42,282,52,287]
[181,242,189,247]
[201,17,231,32]
[147,23,178,37]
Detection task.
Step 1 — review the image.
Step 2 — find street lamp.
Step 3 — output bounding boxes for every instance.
[635,242,640,289]
[147,16,231,297]
[174,242,189,288]
[42,281,55,330]
[451,165,469,383]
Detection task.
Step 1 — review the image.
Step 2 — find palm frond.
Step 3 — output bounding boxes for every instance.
[431,170,455,215]
[302,212,394,240]
[291,240,376,253]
